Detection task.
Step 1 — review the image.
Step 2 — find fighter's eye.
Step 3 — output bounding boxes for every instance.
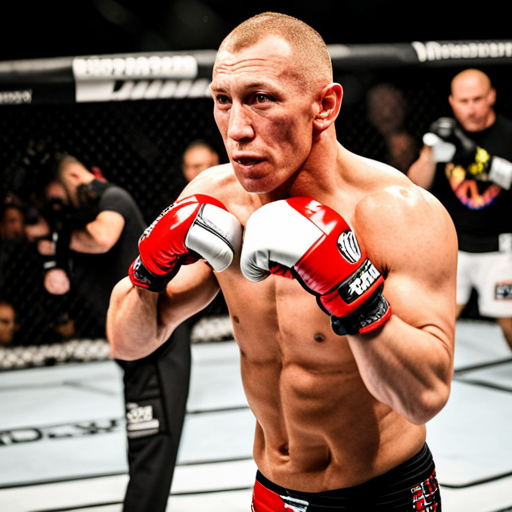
[255,94,271,103]
[216,94,230,105]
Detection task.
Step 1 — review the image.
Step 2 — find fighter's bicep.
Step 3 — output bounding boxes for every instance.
[357,186,457,337]
[381,212,457,341]
[384,262,456,340]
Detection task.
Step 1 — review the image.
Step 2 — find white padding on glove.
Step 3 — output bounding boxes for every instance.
[240,201,323,282]
[186,204,242,272]
[422,132,456,163]
[488,156,512,190]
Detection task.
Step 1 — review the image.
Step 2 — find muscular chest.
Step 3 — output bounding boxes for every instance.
[217,269,356,371]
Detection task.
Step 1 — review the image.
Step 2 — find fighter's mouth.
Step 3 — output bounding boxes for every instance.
[234,158,261,167]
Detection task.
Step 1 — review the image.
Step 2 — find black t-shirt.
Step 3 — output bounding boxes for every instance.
[430,114,512,252]
[71,180,146,324]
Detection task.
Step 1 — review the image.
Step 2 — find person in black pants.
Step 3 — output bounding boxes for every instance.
[29,153,192,511]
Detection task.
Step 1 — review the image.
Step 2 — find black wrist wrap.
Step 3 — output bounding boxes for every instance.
[330,284,390,336]
[130,256,174,293]
[41,229,72,276]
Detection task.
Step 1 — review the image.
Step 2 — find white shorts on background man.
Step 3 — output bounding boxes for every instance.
[457,244,512,317]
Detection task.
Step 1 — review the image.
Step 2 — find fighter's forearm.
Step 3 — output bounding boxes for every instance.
[107,261,221,360]
[348,315,453,425]
[106,277,175,360]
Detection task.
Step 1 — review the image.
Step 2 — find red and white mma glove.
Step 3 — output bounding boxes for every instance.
[240,197,391,336]
[129,194,242,292]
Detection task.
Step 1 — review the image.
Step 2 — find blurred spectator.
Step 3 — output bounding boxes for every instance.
[181,139,220,182]
[408,69,512,350]
[0,199,27,287]
[54,313,77,340]
[0,201,25,241]
[49,311,80,342]
[0,299,19,346]
[366,83,419,173]
[0,197,48,345]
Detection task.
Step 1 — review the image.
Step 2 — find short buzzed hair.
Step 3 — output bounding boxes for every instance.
[53,154,81,179]
[218,12,333,90]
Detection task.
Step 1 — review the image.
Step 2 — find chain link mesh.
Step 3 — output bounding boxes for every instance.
[1,63,510,354]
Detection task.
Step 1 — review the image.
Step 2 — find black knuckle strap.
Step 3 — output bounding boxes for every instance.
[330,284,390,336]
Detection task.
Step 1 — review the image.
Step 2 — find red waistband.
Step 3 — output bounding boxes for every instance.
[252,480,309,512]
[251,466,439,512]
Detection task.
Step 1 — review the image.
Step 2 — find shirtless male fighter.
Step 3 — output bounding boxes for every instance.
[107,12,457,511]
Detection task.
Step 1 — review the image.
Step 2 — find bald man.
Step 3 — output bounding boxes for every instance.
[109,12,456,510]
[408,69,512,350]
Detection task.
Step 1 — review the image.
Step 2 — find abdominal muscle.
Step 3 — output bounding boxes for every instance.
[223,275,426,493]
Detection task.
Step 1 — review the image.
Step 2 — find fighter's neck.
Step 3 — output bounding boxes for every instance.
[260,140,344,204]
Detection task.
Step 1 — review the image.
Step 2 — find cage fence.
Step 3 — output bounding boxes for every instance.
[1,42,511,368]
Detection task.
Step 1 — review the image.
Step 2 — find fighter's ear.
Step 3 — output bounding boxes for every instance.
[313,83,343,132]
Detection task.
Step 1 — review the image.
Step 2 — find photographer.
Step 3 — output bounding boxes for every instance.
[30,154,193,512]
[42,156,144,321]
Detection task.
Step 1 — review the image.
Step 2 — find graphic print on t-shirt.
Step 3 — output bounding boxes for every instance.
[445,162,501,210]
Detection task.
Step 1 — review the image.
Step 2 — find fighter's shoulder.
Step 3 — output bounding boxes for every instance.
[353,161,456,250]
[361,182,437,216]
[179,163,240,205]
[349,154,442,217]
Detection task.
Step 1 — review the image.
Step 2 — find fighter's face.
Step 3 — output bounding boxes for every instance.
[211,37,316,194]
[449,78,496,132]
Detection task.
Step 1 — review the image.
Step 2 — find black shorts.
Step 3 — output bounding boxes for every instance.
[252,443,441,511]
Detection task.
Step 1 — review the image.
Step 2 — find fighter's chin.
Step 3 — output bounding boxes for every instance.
[232,167,273,194]
[237,177,274,194]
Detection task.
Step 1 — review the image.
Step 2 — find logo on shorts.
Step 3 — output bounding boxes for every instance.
[280,495,309,512]
[495,281,512,300]
[411,469,440,511]
[337,230,361,264]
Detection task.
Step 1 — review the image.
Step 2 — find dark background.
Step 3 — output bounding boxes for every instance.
[1,0,510,61]
[0,0,507,349]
